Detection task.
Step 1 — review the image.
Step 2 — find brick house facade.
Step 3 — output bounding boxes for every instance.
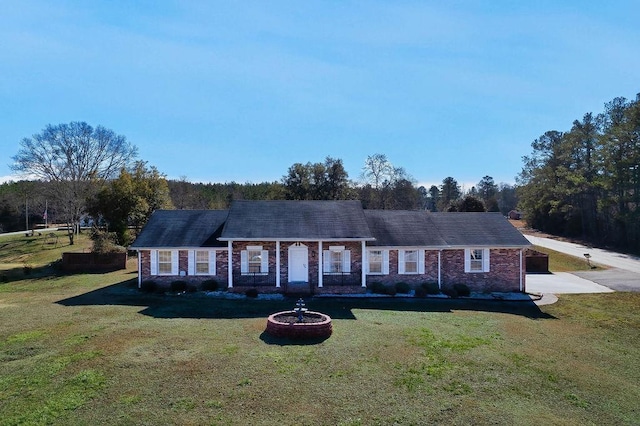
[131,201,530,294]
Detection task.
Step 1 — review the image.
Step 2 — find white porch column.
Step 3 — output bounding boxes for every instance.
[138,251,142,288]
[318,241,323,288]
[519,249,524,292]
[438,250,442,289]
[276,241,281,288]
[361,241,367,287]
[227,241,233,288]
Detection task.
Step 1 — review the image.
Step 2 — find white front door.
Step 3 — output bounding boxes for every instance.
[288,244,308,283]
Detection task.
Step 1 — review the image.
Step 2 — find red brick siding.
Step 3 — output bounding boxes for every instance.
[441,249,522,292]
[366,250,439,286]
[138,249,228,289]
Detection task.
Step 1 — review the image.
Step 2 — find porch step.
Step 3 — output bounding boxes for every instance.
[285,282,312,295]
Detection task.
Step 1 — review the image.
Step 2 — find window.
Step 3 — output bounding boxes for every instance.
[366,249,389,275]
[398,249,424,274]
[465,248,490,273]
[330,250,343,273]
[404,250,418,273]
[241,246,268,275]
[150,250,177,275]
[158,250,172,275]
[196,251,209,274]
[248,249,262,273]
[368,250,383,273]
[323,246,351,274]
[188,250,216,276]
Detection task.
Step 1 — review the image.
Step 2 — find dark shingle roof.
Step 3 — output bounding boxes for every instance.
[365,210,529,247]
[220,200,374,240]
[363,210,447,247]
[429,212,530,246]
[129,210,228,248]
[130,204,529,249]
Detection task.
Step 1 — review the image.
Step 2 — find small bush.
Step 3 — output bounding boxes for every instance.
[245,288,258,298]
[385,284,397,296]
[367,281,386,294]
[453,283,471,297]
[186,283,198,293]
[170,280,188,293]
[201,279,219,291]
[421,282,440,295]
[140,280,157,293]
[395,282,411,294]
[414,286,427,298]
[1,275,9,283]
[443,288,459,298]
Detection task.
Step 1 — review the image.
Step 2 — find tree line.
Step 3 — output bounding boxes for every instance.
[5,123,519,246]
[517,93,640,252]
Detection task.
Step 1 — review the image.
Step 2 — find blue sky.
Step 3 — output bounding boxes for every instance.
[1,1,639,189]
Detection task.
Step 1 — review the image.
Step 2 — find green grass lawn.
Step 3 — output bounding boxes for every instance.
[1,233,639,425]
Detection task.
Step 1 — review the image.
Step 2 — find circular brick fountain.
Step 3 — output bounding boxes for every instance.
[265,310,332,339]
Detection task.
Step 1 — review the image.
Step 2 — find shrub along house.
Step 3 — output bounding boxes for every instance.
[130,200,531,294]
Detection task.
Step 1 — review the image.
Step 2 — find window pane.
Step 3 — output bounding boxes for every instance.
[404,250,418,273]
[405,250,418,262]
[369,250,382,273]
[470,249,483,271]
[248,250,262,273]
[158,251,172,274]
[330,251,342,273]
[196,251,208,262]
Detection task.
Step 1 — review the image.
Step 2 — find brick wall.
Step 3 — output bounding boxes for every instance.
[441,248,522,292]
[137,249,228,289]
[368,249,440,286]
[138,246,524,293]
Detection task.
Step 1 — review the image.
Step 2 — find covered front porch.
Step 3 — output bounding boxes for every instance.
[226,240,368,293]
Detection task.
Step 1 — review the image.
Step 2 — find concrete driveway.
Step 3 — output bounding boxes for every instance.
[525,234,640,294]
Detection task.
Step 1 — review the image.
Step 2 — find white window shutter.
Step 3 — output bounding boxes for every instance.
[188,250,195,275]
[171,250,179,275]
[261,250,269,273]
[398,250,405,274]
[241,250,248,273]
[483,249,490,272]
[343,250,351,273]
[418,249,425,274]
[464,249,471,273]
[209,250,216,275]
[150,250,157,275]
[382,250,390,275]
[323,250,330,272]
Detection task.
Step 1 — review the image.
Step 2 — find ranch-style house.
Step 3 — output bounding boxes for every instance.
[130,200,531,294]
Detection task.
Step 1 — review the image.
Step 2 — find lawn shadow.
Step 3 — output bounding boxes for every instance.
[258,331,331,346]
[56,280,556,320]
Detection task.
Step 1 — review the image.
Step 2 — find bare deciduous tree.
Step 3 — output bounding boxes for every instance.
[11,122,137,244]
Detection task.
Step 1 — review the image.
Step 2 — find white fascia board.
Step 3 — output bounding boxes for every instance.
[366,245,444,251]
[365,244,530,250]
[218,237,375,242]
[129,246,222,251]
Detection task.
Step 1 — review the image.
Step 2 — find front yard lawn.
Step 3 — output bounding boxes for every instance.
[0,236,639,424]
